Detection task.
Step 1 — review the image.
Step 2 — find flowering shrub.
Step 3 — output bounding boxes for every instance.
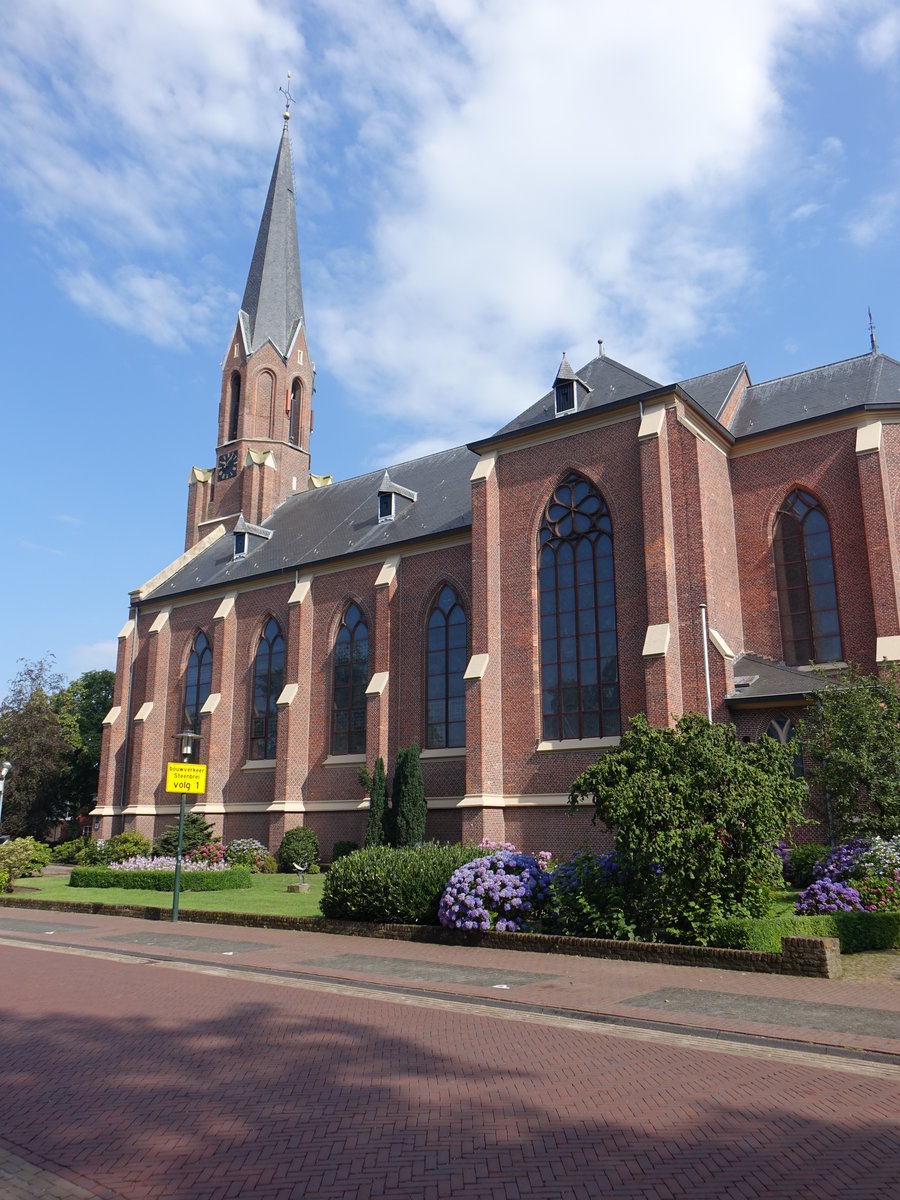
[186,842,226,867]
[795,877,864,914]
[813,839,869,882]
[478,838,518,854]
[856,870,900,912]
[109,855,228,872]
[439,851,554,932]
[552,851,635,940]
[225,839,272,872]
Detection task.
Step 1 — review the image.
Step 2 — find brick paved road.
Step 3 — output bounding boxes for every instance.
[1,940,899,1200]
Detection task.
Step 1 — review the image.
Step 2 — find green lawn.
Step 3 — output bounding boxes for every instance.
[7,871,325,918]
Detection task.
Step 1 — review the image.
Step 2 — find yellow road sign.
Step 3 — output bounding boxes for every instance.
[165,762,207,794]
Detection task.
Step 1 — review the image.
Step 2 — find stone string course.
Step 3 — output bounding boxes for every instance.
[0,896,842,978]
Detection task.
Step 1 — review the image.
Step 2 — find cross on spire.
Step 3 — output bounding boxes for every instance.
[280,71,294,122]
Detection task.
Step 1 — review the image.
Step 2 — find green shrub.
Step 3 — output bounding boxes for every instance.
[713,910,900,953]
[259,853,278,874]
[0,838,50,882]
[552,851,636,940]
[361,758,387,847]
[786,843,830,889]
[391,744,427,848]
[155,812,218,856]
[69,865,252,892]
[278,826,320,872]
[331,840,359,862]
[105,832,152,863]
[322,842,479,924]
[51,839,85,863]
[0,867,9,893]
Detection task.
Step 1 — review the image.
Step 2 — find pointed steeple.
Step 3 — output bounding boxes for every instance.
[240,121,305,357]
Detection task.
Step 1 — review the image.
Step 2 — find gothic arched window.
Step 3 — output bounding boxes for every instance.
[250,618,284,760]
[426,585,467,749]
[765,714,804,777]
[228,372,241,442]
[183,632,212,756]
[539,473,619,740]
[332,604,369,755]
[774,489,842,665]
[289,378,302,446]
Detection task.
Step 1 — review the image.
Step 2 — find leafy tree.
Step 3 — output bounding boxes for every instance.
[54,670,115,822]
[0,657,75,838]
[569,713,806,945]
[360,756,388,847]
[800,665,900,843]
[391,743,427,848]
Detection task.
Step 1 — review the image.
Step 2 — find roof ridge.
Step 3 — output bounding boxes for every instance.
[748,351,878,390]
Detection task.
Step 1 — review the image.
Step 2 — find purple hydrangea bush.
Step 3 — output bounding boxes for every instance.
[439,851,554,932]
[795,835,900,914]
[812,839,869,883]
[794,877,864,914]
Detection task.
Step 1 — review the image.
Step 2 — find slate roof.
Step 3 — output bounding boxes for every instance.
[145,445,477,602]
[490,354,661,439]
[729,351,900,437]
[239,122,305,357]
[725,653,832,706]
[677,363,746,422]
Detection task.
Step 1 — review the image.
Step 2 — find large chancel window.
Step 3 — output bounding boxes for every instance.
[183,632,212,756]
[539,473,619,740]
[426,585,467,748]
[250,618,284,760]
[774,489,842,665]
[332,603,369,755]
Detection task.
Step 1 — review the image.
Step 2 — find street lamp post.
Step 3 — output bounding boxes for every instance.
[0,761,11,832]
[172,731,201,922]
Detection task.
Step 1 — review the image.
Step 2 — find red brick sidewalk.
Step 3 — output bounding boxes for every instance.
[1,922,899,1200]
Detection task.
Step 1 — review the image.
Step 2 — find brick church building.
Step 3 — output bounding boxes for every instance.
[93,116,900,858]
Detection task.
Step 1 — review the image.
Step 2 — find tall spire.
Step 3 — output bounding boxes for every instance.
[239,119,305,357]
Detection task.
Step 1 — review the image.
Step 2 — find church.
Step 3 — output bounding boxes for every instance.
[93,114,900,859]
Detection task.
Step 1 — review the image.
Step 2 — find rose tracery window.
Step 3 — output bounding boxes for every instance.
[773,489,842,666]
[539,473,619,741]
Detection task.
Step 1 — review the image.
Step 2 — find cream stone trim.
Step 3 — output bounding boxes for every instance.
[289,577,311,605]
[308,473,333,488]
[470,452,497,481]
[464,653,490,680]
[676,408,729,455]
[429,793,576,810]
[366,670,389,696]
[200,692,221,715]
[324,753,367,767]
[102,706,122,727]
[133,702,153,723]
[149,608,171,634]
[89,805,121,817]
[214,593,236,620]
[131,524,227,601]
[276,683,299,708]
[708,629,735,660]
[457,793,507,808]
[241,759,276,771]
[188,466,213,485]
[728,411,900,459]
[420,746,467,760]
[877,637,900,661]
[536,737,620,753]
[297,799,370,812]
[642,623,670,657]
[118,619,135,640]
[375,557,399,587]
[856,420,883,454]
[796,661,847,672]
[123,804,182,816]
[638,403,666,439]
[245,447,276,469]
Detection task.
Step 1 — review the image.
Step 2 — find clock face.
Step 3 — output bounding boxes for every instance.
[217,450,238,481]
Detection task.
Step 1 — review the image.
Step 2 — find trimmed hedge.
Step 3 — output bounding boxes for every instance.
[322,843,480,924]
[69,866,252,892]
[714,910,900,953]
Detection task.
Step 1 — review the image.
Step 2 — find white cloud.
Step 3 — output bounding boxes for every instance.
[788,202,824,222]
[858,9,900,69]
[67,640,118,676]
[847,189,900,246]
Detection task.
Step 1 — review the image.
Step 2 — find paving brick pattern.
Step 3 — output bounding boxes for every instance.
[2,933,900,1199]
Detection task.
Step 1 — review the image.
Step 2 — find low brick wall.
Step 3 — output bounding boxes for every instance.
[0,896,842,978]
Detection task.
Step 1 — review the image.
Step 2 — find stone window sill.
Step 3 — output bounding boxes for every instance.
[242,759,276,771]
[536,736,620,752]
[323,753,367,767]
[420,747,466,760]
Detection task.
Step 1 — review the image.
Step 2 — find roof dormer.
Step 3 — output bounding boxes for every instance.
[376,470,418,523]
[554,352,591,417]
[232,512,274,559]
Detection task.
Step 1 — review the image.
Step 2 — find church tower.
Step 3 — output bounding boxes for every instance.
[185,109,315,549]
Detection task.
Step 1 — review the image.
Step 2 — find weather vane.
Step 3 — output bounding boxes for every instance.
[280,71,294,121]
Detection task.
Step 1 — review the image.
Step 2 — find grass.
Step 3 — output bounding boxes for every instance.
[7,871,326,918]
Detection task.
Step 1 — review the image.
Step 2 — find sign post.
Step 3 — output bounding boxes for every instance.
[166,733,204,921]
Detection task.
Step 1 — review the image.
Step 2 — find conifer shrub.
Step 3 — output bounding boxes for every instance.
[278,826,320,872]
[155,812,218,856]
[321,842,478,924]
[391,745,426,847]
[360,757,387,847]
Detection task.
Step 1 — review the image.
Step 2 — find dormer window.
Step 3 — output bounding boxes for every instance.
[233,531,247,558]
[555,381,575,415]
[376,470,417,524]
[232,513,273,560]
[378,492,394,523]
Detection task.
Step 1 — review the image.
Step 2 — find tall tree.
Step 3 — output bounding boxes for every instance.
[55,669,115,820]
[0,658,75,838]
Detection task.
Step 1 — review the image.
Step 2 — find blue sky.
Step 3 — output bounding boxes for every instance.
[3,0,900,697]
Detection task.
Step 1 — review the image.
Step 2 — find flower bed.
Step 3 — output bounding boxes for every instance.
[69,865,252,892]
[796,835,900,915]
